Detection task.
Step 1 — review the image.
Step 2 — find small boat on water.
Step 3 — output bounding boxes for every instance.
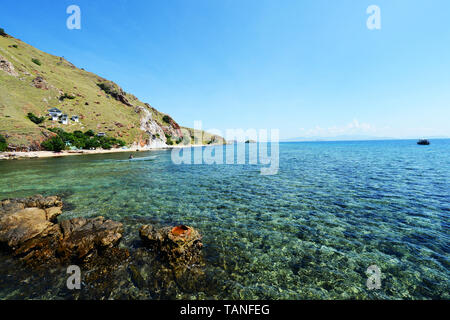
[417,139,430,145]
[117,155,157,162]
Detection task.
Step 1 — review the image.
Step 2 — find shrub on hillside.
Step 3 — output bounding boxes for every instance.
[41,136,65,152]
[0,134,8,151]
[31,58,41,66]
[97,82,122,100]
[59,93,75,101]
[84,138,100,150]
[84,130,95,137]
[164,133,174,145]
[73,130,84,138]
[27,112,45,124]
[166,136,174,145]
[98,136,125,149]
[162,115,171,123]
[0,28,6,37]
[101,143,112,150]
[97,83,113,95]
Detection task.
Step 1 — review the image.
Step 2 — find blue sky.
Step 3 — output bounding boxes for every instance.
[1,0,449,139]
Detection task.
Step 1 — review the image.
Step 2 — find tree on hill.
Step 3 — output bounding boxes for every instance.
[0,134,8,151]
[46,128,126,150]
[31,58,42,66]
[41,136,65,152]
[59,93,75,101]
[27,113,45,125]
[0,28,6,37]
[84,130,95,137]
[163,115,171,123]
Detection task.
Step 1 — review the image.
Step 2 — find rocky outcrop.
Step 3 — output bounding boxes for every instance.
[97,81,133,106]
[0,55,19,77]
[117,93,132,107]
[139,224,203,269]
[133,104,189,148]
[0,195,123,266]
[160,115,183,139]
[32,76,48,90]
[58,217,124,262]
[136,105,169,147]
[139,224,205,293]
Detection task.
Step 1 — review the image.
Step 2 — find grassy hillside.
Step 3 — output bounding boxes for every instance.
[0,31,224,151]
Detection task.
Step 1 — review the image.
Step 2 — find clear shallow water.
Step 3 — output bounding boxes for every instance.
[0,140,449,299]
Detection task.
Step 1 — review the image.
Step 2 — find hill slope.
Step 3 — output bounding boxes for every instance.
[0,31,224,151]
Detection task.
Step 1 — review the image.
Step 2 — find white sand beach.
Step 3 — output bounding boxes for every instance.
[0,144,213,160]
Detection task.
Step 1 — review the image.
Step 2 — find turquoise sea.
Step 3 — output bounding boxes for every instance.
[0,140,449,299]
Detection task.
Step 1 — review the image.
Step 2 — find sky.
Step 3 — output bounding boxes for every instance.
[1,0,449,140]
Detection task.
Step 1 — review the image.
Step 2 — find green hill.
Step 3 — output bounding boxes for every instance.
[0,30,224,151]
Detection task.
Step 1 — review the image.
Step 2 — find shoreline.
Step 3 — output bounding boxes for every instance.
[0,144,213,160]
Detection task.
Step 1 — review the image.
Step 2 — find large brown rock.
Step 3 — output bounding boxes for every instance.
[139,224,205,292]
[0,195,123,266]
[117,93,133,107]
[0,195,63,249]
[0,208,54,249]
[58,216,124,261]
[139,224,203,268]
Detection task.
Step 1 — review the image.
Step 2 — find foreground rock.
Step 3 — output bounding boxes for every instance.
[58,217,124,262]
[0,195,124,266]
[0,195,208,298]
[138,224,205,293]
[139,224,203,269]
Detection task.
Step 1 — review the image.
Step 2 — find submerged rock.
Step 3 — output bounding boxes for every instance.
[135,225,206,296]
[0,195,63,213]
[139,224,203,270]
[128,264,146,290]
[0,195,124,266]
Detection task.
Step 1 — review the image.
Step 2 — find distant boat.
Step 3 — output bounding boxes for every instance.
[117,156,156,162]
[417,139,430,145]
